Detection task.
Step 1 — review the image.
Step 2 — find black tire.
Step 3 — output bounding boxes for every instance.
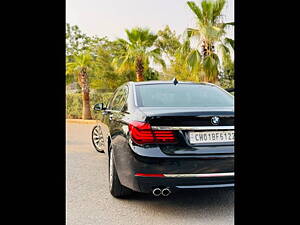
[91,125,105,153]
[109,146,132,198]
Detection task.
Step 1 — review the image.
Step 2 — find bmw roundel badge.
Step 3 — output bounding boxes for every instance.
[211,116,220,125]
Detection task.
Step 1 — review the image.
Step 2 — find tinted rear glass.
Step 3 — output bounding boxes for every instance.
[135,84,233,107]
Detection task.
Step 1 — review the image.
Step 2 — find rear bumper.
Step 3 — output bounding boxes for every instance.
[135,173,234,193]
[114,145,234,193]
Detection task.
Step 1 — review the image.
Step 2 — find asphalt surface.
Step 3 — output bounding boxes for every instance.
[66,123,234,225]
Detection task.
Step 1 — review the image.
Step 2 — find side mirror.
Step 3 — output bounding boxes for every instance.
[94,103,106,111]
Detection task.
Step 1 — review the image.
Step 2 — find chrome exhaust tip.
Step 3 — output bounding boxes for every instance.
[161,188,171,196]
[152,188,162,196]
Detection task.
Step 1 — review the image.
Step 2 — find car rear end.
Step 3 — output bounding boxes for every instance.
[119,82,234,195]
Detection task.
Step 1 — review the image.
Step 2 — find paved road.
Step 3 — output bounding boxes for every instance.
[66,123,234,225]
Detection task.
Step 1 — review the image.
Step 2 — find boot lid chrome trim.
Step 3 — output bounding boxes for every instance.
[151,126,234,131]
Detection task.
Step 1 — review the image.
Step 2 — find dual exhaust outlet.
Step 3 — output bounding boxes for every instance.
[152,187,171,197]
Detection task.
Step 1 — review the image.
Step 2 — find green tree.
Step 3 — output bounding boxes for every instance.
[89,40,124,90]
[66,53,96,119]
[186,0,234,83]
[155,25,181,61]
[66,24,106,87]
[66,23,105,57]
[112,27,165,81]
[154,26,200,81]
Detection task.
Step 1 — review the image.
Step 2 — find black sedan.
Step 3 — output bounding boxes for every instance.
[92,80,234,198]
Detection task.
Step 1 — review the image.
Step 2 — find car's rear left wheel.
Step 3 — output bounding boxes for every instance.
[91,125,105,153]
[109,146,132,198]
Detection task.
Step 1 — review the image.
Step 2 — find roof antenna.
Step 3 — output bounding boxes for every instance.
[172,77,178,85]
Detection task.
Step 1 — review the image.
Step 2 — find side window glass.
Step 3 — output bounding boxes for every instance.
[113,87,126,111]
[111,92,123,110]
[108,88,121,110]
[108,86,129,111]
[122,86,129,111]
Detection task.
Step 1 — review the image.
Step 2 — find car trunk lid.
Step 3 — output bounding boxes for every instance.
[139,107,234,155]
[140,107,234,126]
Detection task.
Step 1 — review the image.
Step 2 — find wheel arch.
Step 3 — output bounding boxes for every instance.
[107,136,112,154]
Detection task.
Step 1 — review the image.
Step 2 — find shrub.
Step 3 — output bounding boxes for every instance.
[66,91,113,119]
[66,93,82,119]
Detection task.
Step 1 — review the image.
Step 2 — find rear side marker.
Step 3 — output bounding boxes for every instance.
[135,173,165,177]
[135,172,234,178]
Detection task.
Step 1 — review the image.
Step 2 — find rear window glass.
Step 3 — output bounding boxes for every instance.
[135,84,233,107]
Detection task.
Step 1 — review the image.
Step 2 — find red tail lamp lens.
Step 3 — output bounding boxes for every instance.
[128,121,177,145]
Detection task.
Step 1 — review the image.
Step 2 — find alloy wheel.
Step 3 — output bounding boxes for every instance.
[92,125,105,152]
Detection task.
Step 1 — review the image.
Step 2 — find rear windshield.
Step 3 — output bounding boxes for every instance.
[135,84,233,107]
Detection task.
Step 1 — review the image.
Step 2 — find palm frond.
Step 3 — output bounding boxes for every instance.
[149,48,166,69]
[187,1,203,21]
[212,0,226,22]
[218,43,230,54]
[125,29,138,44]
[201,0,214,23]
[185,28,200,38]
[186,49,201,71]
[125,27,157,47]
[203,54,219,81]
[224,37,234,49]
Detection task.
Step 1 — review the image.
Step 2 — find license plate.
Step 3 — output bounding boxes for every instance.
[189,130,234,144]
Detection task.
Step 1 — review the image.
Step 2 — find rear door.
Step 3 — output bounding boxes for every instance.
[102,88,120,127]
[107,85,129,137]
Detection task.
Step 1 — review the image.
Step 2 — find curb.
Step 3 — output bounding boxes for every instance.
[66,119,97,124]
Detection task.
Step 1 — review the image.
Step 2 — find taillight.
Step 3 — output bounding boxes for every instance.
[128,121,177,145]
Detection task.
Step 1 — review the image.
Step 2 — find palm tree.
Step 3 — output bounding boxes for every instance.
[112,27,165,81]
[165,38,201,82]
[66,53,94,119]
[186,0,234,83]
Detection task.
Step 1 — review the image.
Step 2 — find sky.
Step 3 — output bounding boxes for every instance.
[66,0,234,41]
